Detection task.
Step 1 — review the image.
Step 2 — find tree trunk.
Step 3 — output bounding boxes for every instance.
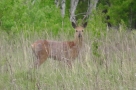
[70,0,79,23]
[85,0,99,19]
[55,0,66,18]
[55,0,99,23]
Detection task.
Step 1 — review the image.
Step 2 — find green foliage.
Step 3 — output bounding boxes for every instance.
[88,10,107,58]
[76,0,88,20]
[98,0,136,28]
[0,0,71,35]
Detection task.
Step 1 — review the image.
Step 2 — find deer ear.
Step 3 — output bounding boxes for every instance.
[72,22,77,28]
[83,22,87,28]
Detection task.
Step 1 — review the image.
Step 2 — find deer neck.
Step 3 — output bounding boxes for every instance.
[74,37,83,48]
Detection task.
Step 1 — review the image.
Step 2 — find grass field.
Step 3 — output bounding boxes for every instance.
[0,27,136,90]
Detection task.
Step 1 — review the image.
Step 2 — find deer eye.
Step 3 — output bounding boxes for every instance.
[82,30,83,32]
[76,30,78,32]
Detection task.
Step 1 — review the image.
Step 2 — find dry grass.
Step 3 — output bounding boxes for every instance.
[0,28,136,90]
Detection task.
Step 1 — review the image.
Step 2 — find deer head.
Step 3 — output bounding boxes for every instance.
[72,22,87,45]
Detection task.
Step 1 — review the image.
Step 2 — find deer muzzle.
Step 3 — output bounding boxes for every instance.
[78,33,82,38]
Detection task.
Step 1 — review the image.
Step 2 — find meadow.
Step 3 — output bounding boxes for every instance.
[0,26,136,90]
[0,0,136,89]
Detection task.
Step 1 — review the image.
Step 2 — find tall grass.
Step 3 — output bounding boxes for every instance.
[0,26,136,90]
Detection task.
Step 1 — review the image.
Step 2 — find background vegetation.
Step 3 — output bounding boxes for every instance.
[0,0,136,90]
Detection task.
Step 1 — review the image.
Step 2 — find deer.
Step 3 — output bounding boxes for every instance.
[31,22,87,68]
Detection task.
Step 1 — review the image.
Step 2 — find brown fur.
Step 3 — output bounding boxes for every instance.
[31,22,87,68]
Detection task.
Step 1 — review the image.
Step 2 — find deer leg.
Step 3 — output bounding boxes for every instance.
[66,60,72,68]
[34,58,40,68]
[34,54,48,68]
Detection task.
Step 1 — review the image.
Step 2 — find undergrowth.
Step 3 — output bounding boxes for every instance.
[0,27,136,90]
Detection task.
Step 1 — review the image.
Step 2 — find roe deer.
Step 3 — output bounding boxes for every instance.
[31,22,87,68]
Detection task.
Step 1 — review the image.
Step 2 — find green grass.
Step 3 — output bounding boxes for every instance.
[0,27,136,90]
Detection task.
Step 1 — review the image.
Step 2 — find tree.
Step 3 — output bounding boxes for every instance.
[98,0,136,29]
[55,0,99,23]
